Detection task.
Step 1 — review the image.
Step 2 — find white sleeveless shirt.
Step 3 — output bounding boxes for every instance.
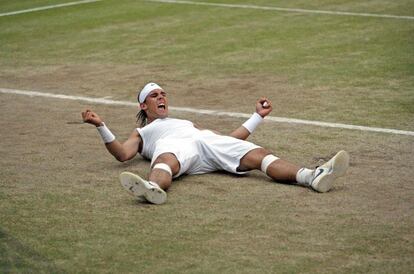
[136,118,200,160]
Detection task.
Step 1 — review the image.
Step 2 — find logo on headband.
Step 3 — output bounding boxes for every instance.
[138,82,163,103]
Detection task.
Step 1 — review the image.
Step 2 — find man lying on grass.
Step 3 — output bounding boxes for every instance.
[82,82,349,205]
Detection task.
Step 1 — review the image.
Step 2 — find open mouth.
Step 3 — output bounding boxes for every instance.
[157,103,166,110]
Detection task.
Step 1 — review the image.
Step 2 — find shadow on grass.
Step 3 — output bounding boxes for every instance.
[0,228,67,273]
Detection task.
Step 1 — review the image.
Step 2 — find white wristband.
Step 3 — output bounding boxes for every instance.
[242,112,264,133]
[97,122,116,143]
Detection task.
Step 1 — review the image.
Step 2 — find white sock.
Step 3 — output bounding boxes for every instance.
[296,168,314,186]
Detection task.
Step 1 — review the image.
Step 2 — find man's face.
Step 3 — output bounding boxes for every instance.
[140,89,168,121]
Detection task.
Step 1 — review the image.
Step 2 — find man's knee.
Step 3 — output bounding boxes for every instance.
[238,148,273,171]
[152,153,180,176]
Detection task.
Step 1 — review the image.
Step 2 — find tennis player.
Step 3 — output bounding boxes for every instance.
[82,82,349,204]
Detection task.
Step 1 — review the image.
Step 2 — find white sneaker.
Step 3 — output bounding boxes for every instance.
[119,172,167,205]
[310,150,350,193]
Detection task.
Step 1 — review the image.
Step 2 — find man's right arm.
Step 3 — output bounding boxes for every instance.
[81,109,141,162]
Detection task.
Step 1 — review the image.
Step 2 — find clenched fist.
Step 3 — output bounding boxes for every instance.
[256,97,272,118]
[81,109,103,127]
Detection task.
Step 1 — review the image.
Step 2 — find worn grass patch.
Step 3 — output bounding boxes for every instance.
[1,94,413,273]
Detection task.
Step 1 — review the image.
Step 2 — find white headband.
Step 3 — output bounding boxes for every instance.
[138,82,163,103]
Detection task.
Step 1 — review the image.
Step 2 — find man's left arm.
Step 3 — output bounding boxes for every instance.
[229,97,272,140]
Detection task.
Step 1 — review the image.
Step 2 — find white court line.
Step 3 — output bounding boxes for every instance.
[0,0,102,17]
[1,88,413,137]
[147,0,414,21]
[1,0,412,20]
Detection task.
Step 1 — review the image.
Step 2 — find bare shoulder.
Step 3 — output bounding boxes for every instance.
[122,128,143,154]
[129,128,142,141]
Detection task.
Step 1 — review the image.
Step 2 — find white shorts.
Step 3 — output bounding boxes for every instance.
[151,130,261,178]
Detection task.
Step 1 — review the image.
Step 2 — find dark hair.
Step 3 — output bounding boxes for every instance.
[136,89,147,127]
[136,109,147,127]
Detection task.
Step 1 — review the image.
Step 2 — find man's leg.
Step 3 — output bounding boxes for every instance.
[119,153,180,204]
[149,153,181,190]
[238,148,349,192]
[238,148,300,183]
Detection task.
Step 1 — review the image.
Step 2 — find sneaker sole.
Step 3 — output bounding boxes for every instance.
[313,150,350,193]
[119,172,167,205]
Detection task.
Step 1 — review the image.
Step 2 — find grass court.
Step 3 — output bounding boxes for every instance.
[1,0,413,272]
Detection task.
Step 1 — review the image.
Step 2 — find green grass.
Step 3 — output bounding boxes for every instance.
[1,0,413,129]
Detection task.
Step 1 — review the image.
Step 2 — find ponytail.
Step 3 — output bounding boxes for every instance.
[136,109,147,127]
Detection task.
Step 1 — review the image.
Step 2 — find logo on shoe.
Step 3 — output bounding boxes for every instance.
[312,168,325,182]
